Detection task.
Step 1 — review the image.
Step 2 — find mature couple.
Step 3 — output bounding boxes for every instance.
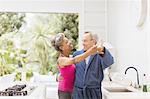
[51,31,114,99]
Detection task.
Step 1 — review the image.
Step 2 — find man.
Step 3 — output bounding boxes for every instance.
[72,31,114,99]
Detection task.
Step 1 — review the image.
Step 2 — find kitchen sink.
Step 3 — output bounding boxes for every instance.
[104,87,133,92]
[102,82,150,99]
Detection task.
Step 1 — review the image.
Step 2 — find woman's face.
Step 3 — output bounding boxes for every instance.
[61,37,73,53]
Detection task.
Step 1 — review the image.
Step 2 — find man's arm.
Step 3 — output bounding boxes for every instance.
[98,48,114,69]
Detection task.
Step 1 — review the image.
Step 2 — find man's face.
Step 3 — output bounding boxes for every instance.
[82,33,95,51]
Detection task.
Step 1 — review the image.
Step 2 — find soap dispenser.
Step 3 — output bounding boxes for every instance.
[142,74,148,92]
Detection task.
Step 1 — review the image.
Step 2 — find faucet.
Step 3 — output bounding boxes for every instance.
[125,67,140,88]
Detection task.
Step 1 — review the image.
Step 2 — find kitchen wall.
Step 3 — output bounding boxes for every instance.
[107,0,150,82]
[82,0,106,40]
[147,0,150,74]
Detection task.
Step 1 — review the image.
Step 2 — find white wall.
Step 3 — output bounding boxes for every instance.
[84,0,106,39]
[107,0,149,82]
[147,0,150,73]
[79,0,107,48]
[0,0,82,13]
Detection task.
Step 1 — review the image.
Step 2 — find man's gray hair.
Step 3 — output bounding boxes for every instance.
[84,31,99,43]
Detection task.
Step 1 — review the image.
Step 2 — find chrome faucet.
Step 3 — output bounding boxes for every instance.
[125,67,140,88]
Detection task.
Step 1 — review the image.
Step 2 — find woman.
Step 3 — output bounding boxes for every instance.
[51,33,97,99]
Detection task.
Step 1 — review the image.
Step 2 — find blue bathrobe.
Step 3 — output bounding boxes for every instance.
[72,48,114,99]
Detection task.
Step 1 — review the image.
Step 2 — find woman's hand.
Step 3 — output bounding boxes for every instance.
[87,45,97,55]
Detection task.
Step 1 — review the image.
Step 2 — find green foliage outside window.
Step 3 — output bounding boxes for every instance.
[0,12,25,36]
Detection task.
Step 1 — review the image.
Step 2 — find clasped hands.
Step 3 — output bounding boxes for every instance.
[90,45,104,55]
[89,40,104,55]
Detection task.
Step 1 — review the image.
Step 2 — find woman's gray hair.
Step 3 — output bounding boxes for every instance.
[51,33,64,52]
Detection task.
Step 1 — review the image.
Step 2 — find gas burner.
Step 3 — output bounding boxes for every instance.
[0,84,28,96]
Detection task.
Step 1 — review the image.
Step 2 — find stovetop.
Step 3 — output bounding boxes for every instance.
[0,84,35,96]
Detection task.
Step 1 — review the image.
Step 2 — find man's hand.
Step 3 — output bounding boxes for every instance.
[97,46,104,55]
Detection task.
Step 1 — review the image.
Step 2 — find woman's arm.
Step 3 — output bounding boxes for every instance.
[58,45,97,67]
